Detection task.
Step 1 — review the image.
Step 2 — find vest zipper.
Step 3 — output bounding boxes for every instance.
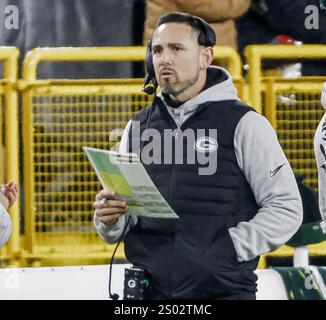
[166,128,181,299]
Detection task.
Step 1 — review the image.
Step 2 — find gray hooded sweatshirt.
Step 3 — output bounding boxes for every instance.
[94,66,303,263]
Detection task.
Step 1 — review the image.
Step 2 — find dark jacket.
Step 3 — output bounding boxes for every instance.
[125,97,259,299]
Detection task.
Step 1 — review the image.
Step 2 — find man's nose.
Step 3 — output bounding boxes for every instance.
[159,49,172,65]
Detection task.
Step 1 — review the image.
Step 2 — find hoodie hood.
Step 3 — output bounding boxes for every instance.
[157,66,240,127]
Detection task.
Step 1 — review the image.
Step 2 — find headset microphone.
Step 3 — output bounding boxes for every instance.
[142,39,158,96]
[142,74,157,95]
[142,85,156,95]
[142,70,157,95]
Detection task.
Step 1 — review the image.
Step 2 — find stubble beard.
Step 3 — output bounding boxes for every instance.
[160,71,200,98]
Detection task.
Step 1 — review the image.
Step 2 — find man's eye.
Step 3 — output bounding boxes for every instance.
[152,48,161,54]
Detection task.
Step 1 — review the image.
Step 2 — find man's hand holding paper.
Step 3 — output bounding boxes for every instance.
[94,189,128,226]
[84,147,178,219]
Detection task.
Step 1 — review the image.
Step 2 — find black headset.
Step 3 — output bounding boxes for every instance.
[142,13,217,95]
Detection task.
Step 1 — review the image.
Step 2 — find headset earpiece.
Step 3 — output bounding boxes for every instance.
[143,40,157,95]
[145,40,155,80]
[195,16,216,47]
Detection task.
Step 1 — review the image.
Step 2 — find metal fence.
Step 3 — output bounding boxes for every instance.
[264,77,326,190]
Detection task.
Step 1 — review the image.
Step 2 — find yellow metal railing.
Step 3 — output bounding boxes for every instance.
[258,241,326,269]
[0,47,20,265]
[245,45,326,113]
[22,45,242,81]
[21,81,151,262]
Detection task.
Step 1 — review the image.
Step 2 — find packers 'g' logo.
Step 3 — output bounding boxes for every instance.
[194,136,218,153]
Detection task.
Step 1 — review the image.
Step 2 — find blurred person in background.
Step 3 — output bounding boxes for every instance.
[143,0,251,49]
[0,181,18,248]
[237,0,326,76]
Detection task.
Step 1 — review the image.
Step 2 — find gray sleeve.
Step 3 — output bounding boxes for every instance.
[0,204,12,248]
[314,112,326,223]
[93,120,138,244]
[229,111,303,262]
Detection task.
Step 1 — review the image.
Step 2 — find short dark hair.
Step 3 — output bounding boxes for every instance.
[157,12,203,35]
[155,12,216,47]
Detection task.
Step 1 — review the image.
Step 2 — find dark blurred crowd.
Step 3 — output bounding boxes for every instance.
[0,0,326,78]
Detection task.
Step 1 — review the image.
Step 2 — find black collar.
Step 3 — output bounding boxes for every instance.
[162,68,227,109]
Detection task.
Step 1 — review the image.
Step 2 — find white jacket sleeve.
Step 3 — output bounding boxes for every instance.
[314,82,326,223]
[229,111,303,262]
[93,120,137,244]
[0,203,12,248]
[314,112,326,223]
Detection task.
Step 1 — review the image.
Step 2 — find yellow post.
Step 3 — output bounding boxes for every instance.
[213,45,242,78]
[245,46,262,113]
[265,78,277,129]
[22,88,34,253]
[0,47,20,261]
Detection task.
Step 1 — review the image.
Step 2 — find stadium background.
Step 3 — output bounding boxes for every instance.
[0,0,325,275]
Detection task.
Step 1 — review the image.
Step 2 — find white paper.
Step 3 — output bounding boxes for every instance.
[83,147,178,219]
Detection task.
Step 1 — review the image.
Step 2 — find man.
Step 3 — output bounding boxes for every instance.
[0,181,18,248]
[94,12,303,300]
[314,82,326,224]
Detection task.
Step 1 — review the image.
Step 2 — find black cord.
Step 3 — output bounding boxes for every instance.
[108,100,153,300]
[108,215,132,300]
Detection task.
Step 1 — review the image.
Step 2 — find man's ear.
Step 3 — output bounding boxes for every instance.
[200,47,214,69]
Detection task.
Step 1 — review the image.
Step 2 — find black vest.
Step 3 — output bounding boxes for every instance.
[125,97,259,299]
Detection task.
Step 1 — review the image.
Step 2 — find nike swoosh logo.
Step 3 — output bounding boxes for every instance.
[270,163,286,177]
